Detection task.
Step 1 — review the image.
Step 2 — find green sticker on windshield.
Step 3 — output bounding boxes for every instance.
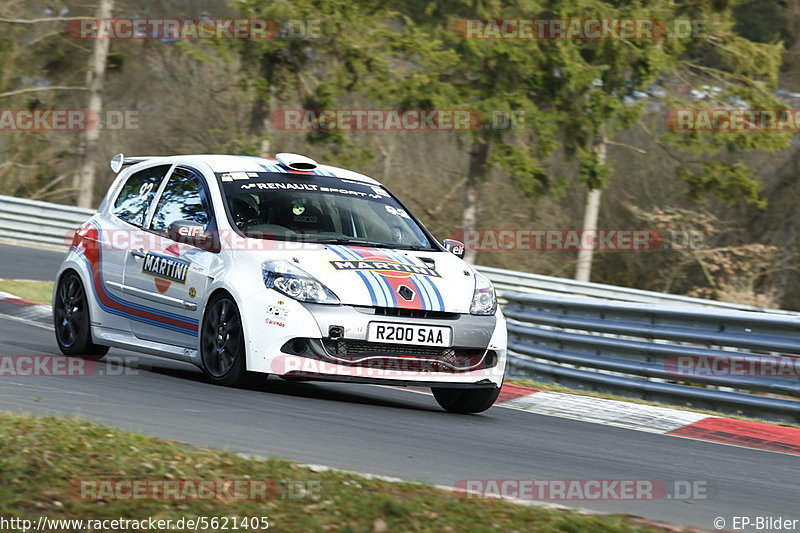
[292,203,305,215]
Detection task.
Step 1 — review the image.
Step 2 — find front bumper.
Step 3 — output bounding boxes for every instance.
[281,337,499,373]
[303,302,496,345]
[240,293,506,387]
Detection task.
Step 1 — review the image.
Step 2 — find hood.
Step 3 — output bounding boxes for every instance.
[293,245,476,313]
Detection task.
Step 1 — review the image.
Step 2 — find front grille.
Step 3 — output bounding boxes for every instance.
[280,338,497,373]
[325,340,479,358]
[357,306,459,320]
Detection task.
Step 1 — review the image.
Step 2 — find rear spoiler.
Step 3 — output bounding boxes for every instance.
[109,153,162,173]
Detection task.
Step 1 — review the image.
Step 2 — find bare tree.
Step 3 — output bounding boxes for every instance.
[574,136,606,282]
[75,0,113,208]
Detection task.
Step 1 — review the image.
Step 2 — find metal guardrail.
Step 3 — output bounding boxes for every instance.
[502,291,800,423]
[2,195,799,421]
[477,265,800,315]
[0,195,94,247]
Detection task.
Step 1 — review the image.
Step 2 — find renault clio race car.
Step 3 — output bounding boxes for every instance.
[54,153,507,413]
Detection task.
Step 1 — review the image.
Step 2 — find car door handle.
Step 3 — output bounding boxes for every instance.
[131,249,146,259]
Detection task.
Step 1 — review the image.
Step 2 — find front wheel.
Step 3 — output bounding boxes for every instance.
[432,386,500,414]
[200,295,255,387]
[53,271,109,358]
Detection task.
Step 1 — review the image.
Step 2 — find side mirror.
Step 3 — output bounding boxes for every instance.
[442,239,465,258]
[167,220,217,252]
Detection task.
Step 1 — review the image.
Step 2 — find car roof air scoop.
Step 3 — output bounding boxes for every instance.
[275,153,318,172]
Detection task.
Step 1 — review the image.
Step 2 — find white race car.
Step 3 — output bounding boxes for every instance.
[54,153,507,413]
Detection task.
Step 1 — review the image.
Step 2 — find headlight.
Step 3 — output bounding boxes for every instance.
[470,273,497,315]
[262,260,340,305]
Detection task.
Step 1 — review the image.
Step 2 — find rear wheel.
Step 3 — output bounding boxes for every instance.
[200,294,254,387]
[53,271,109,358]
[432,386,500,414]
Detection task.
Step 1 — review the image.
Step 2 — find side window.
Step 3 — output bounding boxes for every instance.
[111,165,171,227]
[150,168,211,234]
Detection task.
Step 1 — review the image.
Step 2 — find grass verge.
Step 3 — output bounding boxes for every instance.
[0,412,674,532]
[0,279,54,305]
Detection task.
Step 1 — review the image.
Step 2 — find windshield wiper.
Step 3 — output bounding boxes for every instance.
[391,244,438,251]
[314,237,392,247]
[314,237,435,251]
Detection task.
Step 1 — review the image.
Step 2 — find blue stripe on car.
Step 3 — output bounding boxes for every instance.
[385,249,445,311]
[72,247,198,336]
[327,245,381,306]
[86,222,200,324]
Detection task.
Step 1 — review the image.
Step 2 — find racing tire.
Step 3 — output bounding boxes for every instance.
[53,271,109,359]
[432,386,501,414]
[200,294,256,387]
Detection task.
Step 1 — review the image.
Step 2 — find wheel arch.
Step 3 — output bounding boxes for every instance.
[199,286,246,361]
[53,266,109,356]
[55,259,101,329]
[205,287,235,304]
[198,286,260,382]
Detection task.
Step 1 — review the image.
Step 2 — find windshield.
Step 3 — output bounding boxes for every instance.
[218,171,437,250]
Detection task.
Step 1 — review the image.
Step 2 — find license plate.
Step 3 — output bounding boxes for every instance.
[367,322,453,347]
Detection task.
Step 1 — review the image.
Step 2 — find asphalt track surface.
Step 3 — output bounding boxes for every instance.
[0,242,65,280]
[0,243,797,532]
